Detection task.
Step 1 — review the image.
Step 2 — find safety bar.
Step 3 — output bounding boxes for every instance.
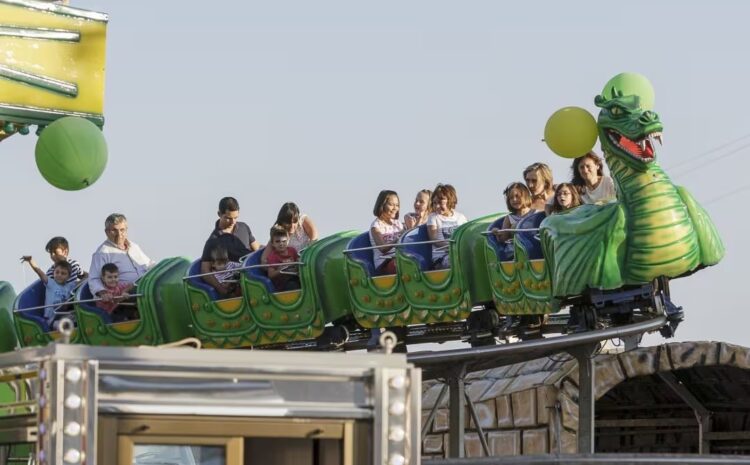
[480,228,540,235]
[343,239,453,254]
[183,262,305,280]
[16,293,143,313]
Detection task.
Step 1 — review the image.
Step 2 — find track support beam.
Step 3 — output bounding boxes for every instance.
[568,343,599,454]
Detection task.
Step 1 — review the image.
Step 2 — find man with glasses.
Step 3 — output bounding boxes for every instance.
[89,213,155,300]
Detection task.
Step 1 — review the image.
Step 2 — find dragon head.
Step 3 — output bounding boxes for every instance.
[595,89,663,170]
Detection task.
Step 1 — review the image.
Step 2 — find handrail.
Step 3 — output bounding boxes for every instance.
[343,239,454,254]
[183,262,305,280]
[16,294,144,313]
[480,228,540,235]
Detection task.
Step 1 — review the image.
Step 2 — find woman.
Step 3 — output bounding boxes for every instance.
[523,162,555,213]
[571,151,616,204]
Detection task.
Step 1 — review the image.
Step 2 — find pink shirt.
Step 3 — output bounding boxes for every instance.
[369,218,404,268]
[96,282,132,314]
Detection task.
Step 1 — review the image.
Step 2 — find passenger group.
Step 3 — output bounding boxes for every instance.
[19,151,616,326]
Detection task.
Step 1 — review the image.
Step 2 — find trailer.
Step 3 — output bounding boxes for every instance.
[0,331,420,465]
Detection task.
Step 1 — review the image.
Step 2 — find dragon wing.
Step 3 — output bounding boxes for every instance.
[676,186,725,266]
[540,202,626,297]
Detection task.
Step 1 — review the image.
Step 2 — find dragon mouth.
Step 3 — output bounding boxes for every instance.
[606,129,663,162]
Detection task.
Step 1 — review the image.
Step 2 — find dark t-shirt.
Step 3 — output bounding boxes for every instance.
[201,221,255,262]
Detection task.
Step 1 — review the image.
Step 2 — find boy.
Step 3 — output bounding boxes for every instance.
[43,236,87,284]
[209,244,242,297]
[96,263,135,318]
[266,225,300,292]
[20,257,76,326]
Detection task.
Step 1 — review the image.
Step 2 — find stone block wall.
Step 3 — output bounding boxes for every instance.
[422,383,579,458]
[421,341,750,459]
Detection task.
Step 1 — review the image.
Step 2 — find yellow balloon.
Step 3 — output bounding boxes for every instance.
[543,107,598,158]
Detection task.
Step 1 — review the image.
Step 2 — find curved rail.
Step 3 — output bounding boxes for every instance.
[408,315,666,379]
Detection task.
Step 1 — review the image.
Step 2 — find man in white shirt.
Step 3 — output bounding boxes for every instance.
[89,213,155,299]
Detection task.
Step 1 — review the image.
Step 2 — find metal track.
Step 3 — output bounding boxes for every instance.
[408,315,666,380]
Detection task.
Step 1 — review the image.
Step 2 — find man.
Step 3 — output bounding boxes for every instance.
[89,213,155,299]
[200,197,260,296]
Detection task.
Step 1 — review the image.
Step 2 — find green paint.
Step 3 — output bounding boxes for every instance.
[541,90,724,296]
[184,265,261,349]
[0,282,18,351]
[484,230,556,316]
[77,258,190,347]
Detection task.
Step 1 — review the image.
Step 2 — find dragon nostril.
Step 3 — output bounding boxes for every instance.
[639,111,657,123]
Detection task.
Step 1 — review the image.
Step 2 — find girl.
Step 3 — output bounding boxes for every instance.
[523,162,555,213]
[403,189,432,229]
[369,190,404,275]
[551,182,582,213]
[427,184,467,269]
[492,182,534,243]
[572,151,616,204]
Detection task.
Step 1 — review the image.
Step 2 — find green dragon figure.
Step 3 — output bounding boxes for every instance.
[541,90,725,298]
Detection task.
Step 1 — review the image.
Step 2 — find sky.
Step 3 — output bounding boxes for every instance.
[1,0,748,347]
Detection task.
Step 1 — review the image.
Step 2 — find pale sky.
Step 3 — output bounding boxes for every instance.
[1,0,747,346]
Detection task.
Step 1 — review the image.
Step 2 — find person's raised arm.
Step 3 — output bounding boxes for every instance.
[404,214,416,230]
[302,216,319,242]
[20,256,47,284]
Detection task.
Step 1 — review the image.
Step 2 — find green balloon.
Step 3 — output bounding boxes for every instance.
[35,116,108,191]
[602,72,655,110]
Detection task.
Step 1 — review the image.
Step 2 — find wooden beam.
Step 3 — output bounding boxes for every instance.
[704,431,750,441]
[657,371,711,454]
[597,418,697,428]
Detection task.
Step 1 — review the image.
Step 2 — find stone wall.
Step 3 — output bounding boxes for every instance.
[421,341,750,459]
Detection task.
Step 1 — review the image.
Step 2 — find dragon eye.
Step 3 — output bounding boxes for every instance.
[610,106,622,116]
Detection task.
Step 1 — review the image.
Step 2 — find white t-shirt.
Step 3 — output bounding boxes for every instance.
[581,176,617,204]
[427,211,468,261]
[369,218,404,268]
[89,240,155,295]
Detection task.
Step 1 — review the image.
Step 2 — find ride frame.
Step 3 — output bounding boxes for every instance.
[0,330,420,465]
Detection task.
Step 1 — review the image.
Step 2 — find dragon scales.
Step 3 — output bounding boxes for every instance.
[540,90,725,298]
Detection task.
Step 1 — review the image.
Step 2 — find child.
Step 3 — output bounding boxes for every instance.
[492,182,534,243]
[523,163,556,213]
[23,236,87,285]
[20,257,76,326]
[96,263,135,317]
[209,244,242,297]
[551,182,582,213]
[403,189,432,230]
[427,184,467,269]
[369,190,404,275]
[571,151,616,204]
[266,225,301,292]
